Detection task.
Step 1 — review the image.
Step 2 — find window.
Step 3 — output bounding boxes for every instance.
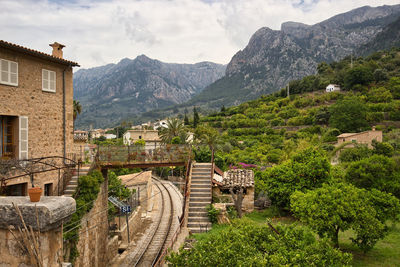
[5,182,27,196]
[0,59,18,86]
[42,69,56,92]
[0,116,15,159]
[44,183,53,196]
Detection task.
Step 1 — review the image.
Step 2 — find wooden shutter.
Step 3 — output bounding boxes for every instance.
[19,116,28,160]
[0,59,18,86]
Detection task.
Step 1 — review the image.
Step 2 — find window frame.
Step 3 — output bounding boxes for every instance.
[42,69,56,93]
[0,58,18,86]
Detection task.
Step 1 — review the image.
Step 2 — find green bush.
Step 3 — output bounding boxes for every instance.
[167,219,352,266]
[206,204,220,224]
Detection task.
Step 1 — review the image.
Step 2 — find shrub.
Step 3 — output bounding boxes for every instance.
[167,219,351,266]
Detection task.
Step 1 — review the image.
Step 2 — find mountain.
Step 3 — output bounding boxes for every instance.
[74,55,226,129]
[357,14,400,56]
[184,4,400,109]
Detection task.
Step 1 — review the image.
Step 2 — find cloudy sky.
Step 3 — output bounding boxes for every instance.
[1,0,399,69]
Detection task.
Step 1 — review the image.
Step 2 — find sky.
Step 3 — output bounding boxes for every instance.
[1,0,399,69]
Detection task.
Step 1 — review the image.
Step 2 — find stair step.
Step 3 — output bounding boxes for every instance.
[190,193,211,198]
[190,197,211,202]
[189,212,208,217]
[189,207,207,212]
[191,184,211,189]
[188,217,210,223]
[189,202,209,207]
[190,188,211,192]
[187,222,212,229]
[191,180,211,184]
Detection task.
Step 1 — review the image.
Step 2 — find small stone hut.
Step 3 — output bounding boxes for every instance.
[213,169,255,213]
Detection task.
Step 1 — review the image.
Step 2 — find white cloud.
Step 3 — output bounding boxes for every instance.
[0,0,399,69]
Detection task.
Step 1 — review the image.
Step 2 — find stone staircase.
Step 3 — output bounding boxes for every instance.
[188,163,212,234]
[64,166,90,197]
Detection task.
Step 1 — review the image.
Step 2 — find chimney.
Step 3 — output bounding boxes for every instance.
[49,42,65,58]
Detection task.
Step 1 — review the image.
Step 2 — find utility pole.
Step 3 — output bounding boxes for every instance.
[287,83,290,98]
[350,53,353,69]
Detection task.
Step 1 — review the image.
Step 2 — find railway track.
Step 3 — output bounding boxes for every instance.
[130,177,174,267]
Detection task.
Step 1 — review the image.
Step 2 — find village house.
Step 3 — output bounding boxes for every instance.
[326,84,341,92]
[0,40,79,196]
[213,169,255,213]
[337,127,382,148]
[123,129,162,150]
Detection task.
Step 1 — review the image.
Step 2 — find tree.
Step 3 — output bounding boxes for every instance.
[291,183,400,252]
[193,107,200,128]
[344,66,373,89]
[159,118,186,144]
[367,87,393,103]
[329,96,368,132]
[195,125,221,166]
[338,145,372,163]
[261,147,331,209]
[345,154,400,198]
[167,219,352,266]
[73,100,82,121]
[372,140,394,157]
[184,113,190,126]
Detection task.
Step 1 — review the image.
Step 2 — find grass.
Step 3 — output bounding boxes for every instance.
[339,223,400,267]
[192,207,400,267]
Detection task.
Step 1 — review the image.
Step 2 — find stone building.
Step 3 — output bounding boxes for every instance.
[0,40,79,195]
[212,169,255,213]
[337,127,382,148]
[123,129,161,150]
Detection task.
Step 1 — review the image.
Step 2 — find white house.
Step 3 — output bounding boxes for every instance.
[104,133,117,139]
[326,84,341,93]
[154,120,168,130]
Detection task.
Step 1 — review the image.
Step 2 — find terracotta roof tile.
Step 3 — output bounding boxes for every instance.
[0,40,79,67]
[222,169,254,188]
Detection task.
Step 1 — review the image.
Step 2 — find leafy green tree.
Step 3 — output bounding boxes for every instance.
[261,147,331,209]
[329,96,368,132]
[344,66,373,89]
[387,77,400,99]
[345,154,400,198]
[195,125,221,166]
[338,145,372,163]
[372,140,394,157]
[193,107,200,128]
[167,219,352,266]
[291,183,400,252]
[367,87,393,103]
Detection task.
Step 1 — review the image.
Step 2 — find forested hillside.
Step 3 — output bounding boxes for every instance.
[196,48,400,170]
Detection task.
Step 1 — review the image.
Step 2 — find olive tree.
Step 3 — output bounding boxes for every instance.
[291,183,400,252]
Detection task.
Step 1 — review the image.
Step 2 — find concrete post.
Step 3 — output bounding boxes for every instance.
[0,196,76,267]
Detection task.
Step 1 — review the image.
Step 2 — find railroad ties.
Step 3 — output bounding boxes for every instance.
[128,178,175,267]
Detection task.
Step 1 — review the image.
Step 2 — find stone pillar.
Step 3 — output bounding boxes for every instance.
[0,196,76,267]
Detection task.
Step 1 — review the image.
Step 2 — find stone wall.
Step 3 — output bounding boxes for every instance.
[107,235,120,263]
[212,186,254,213]
[0,46,74,192]
[0,196,75,267]
[74,179,108,267]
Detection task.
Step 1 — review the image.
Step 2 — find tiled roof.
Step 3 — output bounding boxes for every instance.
[222,169,254,188]
[0,40,79,67]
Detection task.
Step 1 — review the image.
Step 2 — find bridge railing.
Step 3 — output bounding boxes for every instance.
[96,144,192,165]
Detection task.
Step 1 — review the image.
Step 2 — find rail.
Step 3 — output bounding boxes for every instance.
[97,144,191,166]
[153,159,193,267]
[132,178,174,266]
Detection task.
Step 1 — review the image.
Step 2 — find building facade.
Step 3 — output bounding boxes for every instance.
[0,40,79,195]
[123,129,161,150]
[337,127,382,148]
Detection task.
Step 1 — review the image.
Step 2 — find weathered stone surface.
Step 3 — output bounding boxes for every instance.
[0,196,76,231]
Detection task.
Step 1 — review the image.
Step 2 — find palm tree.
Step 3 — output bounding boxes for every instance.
[73,100,82,121]
[159,118,185,144]
[197,126,221,165]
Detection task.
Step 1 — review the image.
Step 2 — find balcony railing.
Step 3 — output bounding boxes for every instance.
[97,144,192,165]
